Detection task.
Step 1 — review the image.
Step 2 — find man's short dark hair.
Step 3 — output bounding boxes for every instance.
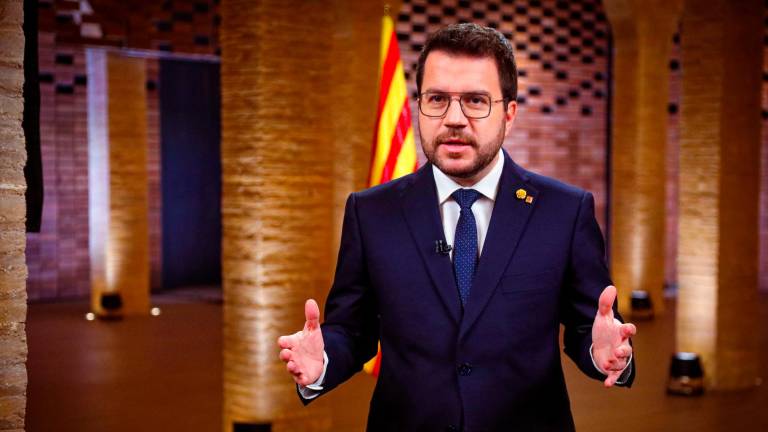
[416,23,518,104]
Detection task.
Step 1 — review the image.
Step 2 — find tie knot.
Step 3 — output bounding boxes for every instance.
[452,188,481,210]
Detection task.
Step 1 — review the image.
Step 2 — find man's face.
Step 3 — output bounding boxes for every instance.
[418,50,517,185]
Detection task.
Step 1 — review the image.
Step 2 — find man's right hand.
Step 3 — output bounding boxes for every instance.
[277,299,325,386]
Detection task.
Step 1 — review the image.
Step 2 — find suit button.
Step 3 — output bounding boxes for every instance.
[457,363,472,376]
[446,425,458,432]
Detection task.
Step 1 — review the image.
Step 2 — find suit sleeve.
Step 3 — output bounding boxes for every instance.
[560,191,636,387]
[301,193,379,404]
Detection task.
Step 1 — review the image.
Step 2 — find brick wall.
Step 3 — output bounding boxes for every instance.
[25,37,90,300]
[24,0,768,299]
[0,0,28,429]
[666,22,768,294]
[397,0,612,229]
[27,0,216,300]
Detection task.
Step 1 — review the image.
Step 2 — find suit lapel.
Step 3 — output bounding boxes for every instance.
[459,152,538,340]
[401,164,462,324]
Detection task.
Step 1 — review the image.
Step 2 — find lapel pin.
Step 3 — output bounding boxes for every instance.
[515,188,527,200]
[525,196,534,204]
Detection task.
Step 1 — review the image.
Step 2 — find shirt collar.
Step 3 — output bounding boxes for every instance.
[432,148,505,205]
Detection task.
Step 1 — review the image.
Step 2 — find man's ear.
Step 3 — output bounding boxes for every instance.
[504,100,518,135]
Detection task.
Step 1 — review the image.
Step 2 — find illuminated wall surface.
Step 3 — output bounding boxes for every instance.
[87,51,150,316]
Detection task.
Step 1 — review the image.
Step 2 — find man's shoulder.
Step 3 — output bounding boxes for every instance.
[353,170,421,202]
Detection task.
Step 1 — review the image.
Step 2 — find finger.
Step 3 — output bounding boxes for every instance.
[601,358,618,372]
[598,285,617,317]
[296,374,312,387]
[605,358,628,372]
[279,348,293,363]
[604,371,620,387]
[286,360,301,375]
[277,332,300,349]
[620,323,637,338]
[304,299,320,331]
[614,345,632,358]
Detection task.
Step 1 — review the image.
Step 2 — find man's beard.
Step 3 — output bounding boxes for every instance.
[420,122,506,180]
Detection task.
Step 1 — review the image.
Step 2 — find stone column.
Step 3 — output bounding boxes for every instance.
[0,0,28,430]
[676,0,763,390]
[220,0,384,430]
[220,1,334,431]
[603,0,683,315]
[87,50,150,316]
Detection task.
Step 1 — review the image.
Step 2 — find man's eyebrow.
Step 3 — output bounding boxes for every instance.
[422,88,493,96]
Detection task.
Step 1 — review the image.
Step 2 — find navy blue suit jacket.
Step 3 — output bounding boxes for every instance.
[307,151,635,431]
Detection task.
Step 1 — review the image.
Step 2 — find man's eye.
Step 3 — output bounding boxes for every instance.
[428,94,446,103]
[465,95,488,106]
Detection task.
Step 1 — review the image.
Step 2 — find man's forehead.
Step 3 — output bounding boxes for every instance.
[422,50,501,92]
[424,50,498,68]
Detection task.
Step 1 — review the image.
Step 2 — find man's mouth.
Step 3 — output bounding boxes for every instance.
[441,139,468,145]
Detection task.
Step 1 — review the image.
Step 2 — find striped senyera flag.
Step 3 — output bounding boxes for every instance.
[363,13,418,377]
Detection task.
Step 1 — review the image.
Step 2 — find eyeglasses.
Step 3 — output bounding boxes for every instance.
[418,91,506,119]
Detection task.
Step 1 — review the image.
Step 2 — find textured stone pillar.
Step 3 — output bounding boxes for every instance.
[87,50,150,316]
[221,0,385,430]
[0,0,28,430]
[677,0,763,390]
[604,0,683,316]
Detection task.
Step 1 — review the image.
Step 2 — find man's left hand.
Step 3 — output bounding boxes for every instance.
[591,285,636,387]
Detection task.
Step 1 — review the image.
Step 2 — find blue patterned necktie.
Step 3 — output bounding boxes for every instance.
[452,188,481,306]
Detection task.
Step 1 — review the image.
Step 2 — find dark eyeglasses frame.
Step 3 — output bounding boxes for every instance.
[417,91,507,119]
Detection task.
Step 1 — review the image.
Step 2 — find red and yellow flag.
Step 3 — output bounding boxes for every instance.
[363,13,418,376]
[367,14,418,188]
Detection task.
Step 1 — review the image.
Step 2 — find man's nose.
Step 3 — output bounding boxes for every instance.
[443,98,469,127]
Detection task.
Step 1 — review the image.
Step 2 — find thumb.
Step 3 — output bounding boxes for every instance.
[304,299,320,331]
[598,285,616,317]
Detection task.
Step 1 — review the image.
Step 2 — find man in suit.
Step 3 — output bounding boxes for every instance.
[278,23,636,431]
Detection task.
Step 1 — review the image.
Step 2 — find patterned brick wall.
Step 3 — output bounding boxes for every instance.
[27,0,217,300]
[25,36,90,300]
[397,0,612,229]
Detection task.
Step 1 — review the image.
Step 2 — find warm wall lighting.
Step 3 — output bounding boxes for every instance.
[150,307,161,316]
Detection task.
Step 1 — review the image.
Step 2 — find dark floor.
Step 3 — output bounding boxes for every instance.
[26,292,768,432]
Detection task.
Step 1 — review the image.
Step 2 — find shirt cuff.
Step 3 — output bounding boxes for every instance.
[589,342,633,385]
[297,350,328,400]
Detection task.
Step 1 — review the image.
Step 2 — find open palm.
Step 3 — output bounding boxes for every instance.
[278,299,325,386]
[591,285,636,387]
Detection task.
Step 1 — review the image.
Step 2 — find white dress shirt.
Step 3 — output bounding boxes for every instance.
[432,149,505,258]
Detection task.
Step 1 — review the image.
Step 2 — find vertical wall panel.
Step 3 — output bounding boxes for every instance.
[677,0,763,389]
[0,0,28,429]
[88,50,150,316]
[159,58,222,290]
[604,0,682,314]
